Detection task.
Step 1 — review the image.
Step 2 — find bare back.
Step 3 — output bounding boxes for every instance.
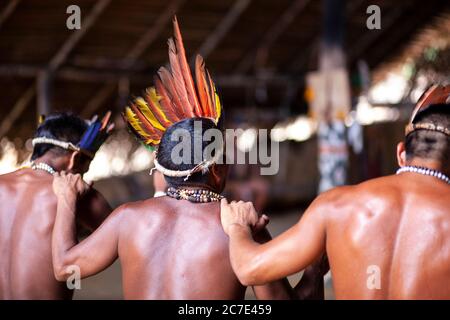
[326,174,450,299]
[118,197,245,299]
[0,169,69,299]
[0,168,110,299]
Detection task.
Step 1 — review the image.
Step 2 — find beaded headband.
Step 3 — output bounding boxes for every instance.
[32,111,113,159]
[405,84,450,137]
[151,148,223,181]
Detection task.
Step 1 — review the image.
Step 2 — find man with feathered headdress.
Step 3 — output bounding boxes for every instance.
[49,17,326,299]
[0,112,113,299]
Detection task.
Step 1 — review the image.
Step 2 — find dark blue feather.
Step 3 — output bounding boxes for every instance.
[79,121,101,151]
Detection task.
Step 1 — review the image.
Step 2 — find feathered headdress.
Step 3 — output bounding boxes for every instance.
[405,84,450,137]
[32,111,114,159]
[123,16,222,148]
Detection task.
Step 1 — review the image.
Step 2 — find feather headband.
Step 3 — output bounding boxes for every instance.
[32,111,114,159]
[405,84,450,137]
[122,16,222,148]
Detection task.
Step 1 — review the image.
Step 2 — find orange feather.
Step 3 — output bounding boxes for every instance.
[172,16,202,116]
[157,67,186,118]
[195,55,213,117]
[154,77,181,123]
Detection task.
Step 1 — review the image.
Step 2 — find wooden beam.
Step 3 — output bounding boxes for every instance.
[0,0,21,30]
[48,0,112,72]
[369,0,439,69]
[235,0,311,73]
[0,63,298,86]
[81,0,185,117]
[190,0,252,64]
[37,71,52,116]
[81,83,116,118]
[0,64,40,77]
[0,0,111,136]
[0,86,35,137]
[123,0,185,67]
[348,7,403,64]
[288,0,365,73]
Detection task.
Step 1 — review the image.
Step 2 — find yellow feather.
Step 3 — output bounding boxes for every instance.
[135,97,166,132]
[214,92,221,121]
[125,107,150,138]
[147,88,171,125]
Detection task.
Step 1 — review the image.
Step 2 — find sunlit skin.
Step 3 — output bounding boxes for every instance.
[50,164,330,300]
[221,142,450,299]
[0,150,112,299]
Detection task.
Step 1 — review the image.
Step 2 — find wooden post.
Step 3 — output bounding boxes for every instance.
[37,71,52,118]
[316,0,350,192]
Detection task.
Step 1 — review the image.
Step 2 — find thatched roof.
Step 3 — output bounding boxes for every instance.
[0,0,448,141]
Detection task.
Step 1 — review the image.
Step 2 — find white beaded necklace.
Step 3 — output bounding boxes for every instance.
[396,166,450,185]
[30,162,56,175]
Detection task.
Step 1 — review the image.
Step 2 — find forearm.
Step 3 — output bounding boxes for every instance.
[228,224,267,286]
[52,193,80,281]
[252,228,294,299]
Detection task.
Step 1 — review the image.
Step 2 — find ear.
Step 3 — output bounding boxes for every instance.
[396,142,406,167]
[210,163,228,192]
[212,163,228,179]
[67,151,78,172]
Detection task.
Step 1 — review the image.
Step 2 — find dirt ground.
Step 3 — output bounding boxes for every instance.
[73,210,335,300]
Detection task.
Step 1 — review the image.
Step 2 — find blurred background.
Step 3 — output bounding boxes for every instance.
[0,0,449,299]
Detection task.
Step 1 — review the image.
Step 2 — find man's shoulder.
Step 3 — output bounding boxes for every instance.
[0,170,18,183]
[314,175,400,215]
[323,175,399,198]
[112,196,170,218]
[354,175,401,197]
[0,170,48,192]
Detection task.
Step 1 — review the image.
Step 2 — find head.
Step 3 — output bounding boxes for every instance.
[397,103,450,176]
[156,117,228,193]
[31,113,92,174]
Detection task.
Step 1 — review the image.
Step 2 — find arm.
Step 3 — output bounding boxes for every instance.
[52,172,121,281]
[221,195,328,286]
[251,227,294,300]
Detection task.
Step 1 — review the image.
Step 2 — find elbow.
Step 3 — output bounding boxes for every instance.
[238,270,256,287]
[53,257,74,282]
[53,267,68,282]
[236,256,265,286]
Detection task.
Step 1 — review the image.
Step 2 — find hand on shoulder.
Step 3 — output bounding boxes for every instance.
[52,171,91,198]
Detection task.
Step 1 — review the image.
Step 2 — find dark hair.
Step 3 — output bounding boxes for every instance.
[405,103,450,164]
[156,117,224,189]
[31,113,88,160]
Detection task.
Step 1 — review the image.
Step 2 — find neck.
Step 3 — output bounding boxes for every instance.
[407,159,448,176]
[176,184,222,194]
[33,154,69,173]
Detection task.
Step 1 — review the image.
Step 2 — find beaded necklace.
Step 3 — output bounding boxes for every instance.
[166,187,223,203]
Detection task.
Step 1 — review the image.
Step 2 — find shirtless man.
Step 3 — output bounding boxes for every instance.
[221,95,450,299]
[50,16,327,300]
[50,118,302,299]
[0,113,112,299]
